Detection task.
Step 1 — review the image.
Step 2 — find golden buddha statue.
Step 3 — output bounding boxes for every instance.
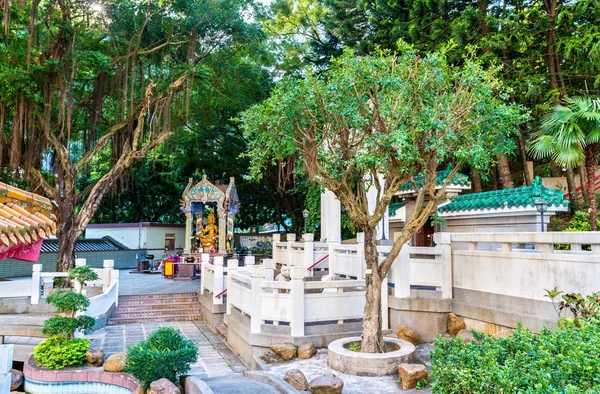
[199,213,218,248]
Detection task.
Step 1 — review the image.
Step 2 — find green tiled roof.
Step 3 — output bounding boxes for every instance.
[398,167,470,192]
[438,176,568,214]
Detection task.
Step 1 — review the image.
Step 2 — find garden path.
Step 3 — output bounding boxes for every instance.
[117,271,200,295]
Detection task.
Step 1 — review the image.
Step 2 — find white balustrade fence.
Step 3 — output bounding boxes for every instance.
[201,254,228,305]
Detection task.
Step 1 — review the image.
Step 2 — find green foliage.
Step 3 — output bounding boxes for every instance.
[46,290,90,314]
[430,324,600,393]
[42,315,96,337]
[33,337,90,370]
[347,341,361,352]
[544,287,600,326]
[416,380,430,389]
[68,266,99,289]
[125,327,198,389]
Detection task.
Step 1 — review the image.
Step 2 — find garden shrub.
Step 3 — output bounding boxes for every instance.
[42,289,96,338]
[430,323,600,393]
[125,327,198,389]
[33,336,90,369]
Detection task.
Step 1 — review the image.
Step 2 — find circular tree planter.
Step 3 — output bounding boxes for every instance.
[328,337,416,376]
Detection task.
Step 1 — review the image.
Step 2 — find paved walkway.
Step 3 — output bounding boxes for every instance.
[203,375,279,394]
[118,270,200,295]
[86,321,236,379]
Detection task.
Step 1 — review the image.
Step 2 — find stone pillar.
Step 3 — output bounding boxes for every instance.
[356,232,366,279]
[218,210,227,254]
[31,264,42,305]
[184,211,193,253]
[213,256,224,305]
[366,175,390,241]
[111,269,120,306]
[102,260,114,292]
[200,253,210,295]
[320,189,341,243]
[226,259,238,315]
[287,233,296,268]
[303,233,314,277]
[290,266,305,337]
[264,259,276,281]
[439,232,452,300]
[250,265,265,334]
[0,344,14,392]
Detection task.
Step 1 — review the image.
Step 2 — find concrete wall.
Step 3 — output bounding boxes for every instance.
[442,213,551,233]
[85,225,185,252]
[0,250,138,279]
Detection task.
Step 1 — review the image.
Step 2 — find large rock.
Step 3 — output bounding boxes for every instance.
[396,324,420,345]
[298,343,316,359]
[103,352,127,372]
[448,313,466,337]
[398,363,428,390]
[309,374,344,394]
[271,343,297,360]
[284,369,309,391]
[262,351,283,364]
[149,378,181,394]
[10,369,23,391]
[86,349,105,367]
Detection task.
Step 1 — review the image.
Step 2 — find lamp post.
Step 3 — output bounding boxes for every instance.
[302,209,309,234]
[535,199,548,232]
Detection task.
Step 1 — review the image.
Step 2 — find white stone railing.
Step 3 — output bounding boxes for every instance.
[201,254,232,305]
[0,279,32,298]
[272,233,329,276]
[446,232,600,302]
[226,263,386,337]
[86,269,119,319]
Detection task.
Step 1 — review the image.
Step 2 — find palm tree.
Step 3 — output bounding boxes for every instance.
[529,96,600,230]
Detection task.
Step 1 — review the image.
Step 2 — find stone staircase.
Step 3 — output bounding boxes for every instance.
[0,314,50,362]
[108,292,202,325]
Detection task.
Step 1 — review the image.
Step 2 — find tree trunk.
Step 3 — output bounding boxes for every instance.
[516,134,531,185]
[497,154,514,188]
[585,145,597,230]
[56,225,78,271]
[361,227,385,353]
[490,166,498,190]
[579,168,587,202]
[565,167,579,211]
[471,169,482,192]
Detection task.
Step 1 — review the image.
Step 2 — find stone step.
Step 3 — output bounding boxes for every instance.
[111,309,201,319]
[108,314,202,325]
[115,302,200,311]
[215,324,228,340]
[118,298,198,306]
[118,292,198,301]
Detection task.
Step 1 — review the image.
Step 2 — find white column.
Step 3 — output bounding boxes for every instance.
[328,242,339,278]
[381,276,389,330]
[321,189,341,243]
[366,175,390,241]
[250,265,265,334]
[272,234,281,264]
[290,266,305,337]
[0,344,14,393]
[286,233,296,268]
[439,232,453,299]
[102,260,114,292]
[213,256,224,305]
[303,233,314,277]
[111,269,120,306]
[264,259,276,281]
[245,255,255,267]
[226,259,238,315]
[200,253,210,295]
[356,232,366,279]
[31,264,42,305]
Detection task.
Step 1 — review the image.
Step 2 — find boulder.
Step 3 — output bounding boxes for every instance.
[103,352,127,372]
[148,378,181,394]
[398,363,428,390]
[10,369,23,391]
[284,369,309,391]
[262,352,283,364]
[271,343,297,360]
[456,329,474,343]
[298,343,316,359]
[396,324,420,345]
[308,374,344,394]
[448,313,466,337]
[86,349,105,367]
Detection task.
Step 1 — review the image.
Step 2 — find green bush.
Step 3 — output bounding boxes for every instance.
[68,265,98,288]
[43,289,95,338]
[430,323,600,393]
[33,336,90,369]
[125,327,198,389]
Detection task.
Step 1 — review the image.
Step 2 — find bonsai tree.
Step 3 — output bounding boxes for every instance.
[241,47,527,352]
[35,265,97,368]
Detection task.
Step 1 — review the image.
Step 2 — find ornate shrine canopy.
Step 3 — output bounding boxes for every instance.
[0,182,56,261]
[180,175,239,214]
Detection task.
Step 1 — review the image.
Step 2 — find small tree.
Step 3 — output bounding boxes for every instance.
[241,47,527,352]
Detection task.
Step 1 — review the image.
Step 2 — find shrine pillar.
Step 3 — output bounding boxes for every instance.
[184,211,193,253]
[218,210,227,254]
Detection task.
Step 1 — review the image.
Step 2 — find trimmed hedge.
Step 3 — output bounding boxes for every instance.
[431,323,600,393]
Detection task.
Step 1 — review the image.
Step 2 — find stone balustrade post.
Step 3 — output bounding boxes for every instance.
[286,233,296,268]
[290,266,305,337]
[0,344,14,392]
[439,232,453,299]
[250,265,265,334]
[303,233,314,277]
[245,255,255,267]
[102,260,114,292]
[31,264,42,305]
[200,253,210,295]
[226,259,238,315]
[264,259,276,281]
[396,243,411,298]
[272,234,281,264]
[111,269,120,306]
[381,276,389,330]
[356,232,365,279]
[213,257,224,305]
[328,242,339,278]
